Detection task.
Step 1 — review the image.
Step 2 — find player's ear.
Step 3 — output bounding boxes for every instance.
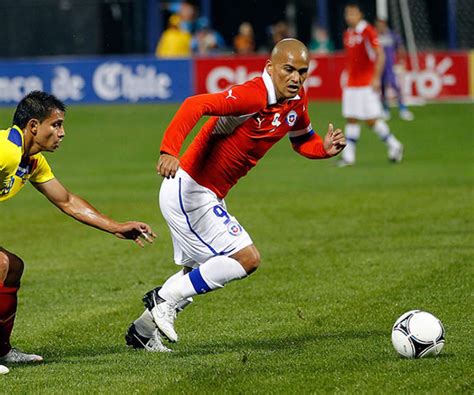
[265,60,273,76]
[27,118,39,136]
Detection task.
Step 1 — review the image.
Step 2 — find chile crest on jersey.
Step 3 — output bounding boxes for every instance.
[252,100,301,137]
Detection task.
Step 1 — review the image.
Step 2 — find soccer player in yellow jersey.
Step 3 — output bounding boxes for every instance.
[0,91,156,372]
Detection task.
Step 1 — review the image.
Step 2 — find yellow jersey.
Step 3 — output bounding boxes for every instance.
[155,28,192,58]
[0,125,55,202]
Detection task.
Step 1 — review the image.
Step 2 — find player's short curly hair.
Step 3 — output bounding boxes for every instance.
[13,91,66,129]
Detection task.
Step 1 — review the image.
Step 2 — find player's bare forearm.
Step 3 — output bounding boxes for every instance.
[59,193,118,233]
[34,179,155,246]
[372,47,385,89]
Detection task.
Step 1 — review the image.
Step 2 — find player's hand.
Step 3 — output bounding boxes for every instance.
[323,123,346,157]
[371,77,381,92]
[157,153,180,178]
[113,222,156,247]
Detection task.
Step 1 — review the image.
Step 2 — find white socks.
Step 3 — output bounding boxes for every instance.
[159,256,247,303]
[343,120,401,164]
[372,119,400,148]
[134,309,156,338]
[342,123,361,164]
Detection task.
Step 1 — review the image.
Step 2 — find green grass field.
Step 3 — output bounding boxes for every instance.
[0,102,472,393]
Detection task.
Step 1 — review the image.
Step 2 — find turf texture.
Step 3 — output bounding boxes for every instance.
[0,102,472,393]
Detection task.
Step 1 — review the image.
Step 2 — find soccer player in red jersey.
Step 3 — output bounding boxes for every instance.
[0,91,155,370]
[126,39,346,351]
[339,2,404,167]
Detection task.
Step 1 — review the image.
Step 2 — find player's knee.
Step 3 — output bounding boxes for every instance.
[366,119,376,127]
[248,249,261,273]
[0,252,9,284]
[234,246,261,275]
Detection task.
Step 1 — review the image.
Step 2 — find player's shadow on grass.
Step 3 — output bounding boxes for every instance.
[175,329,387,357]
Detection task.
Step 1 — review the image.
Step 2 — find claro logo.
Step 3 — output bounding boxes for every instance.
[93,62,172,101]
[403,55,456,99]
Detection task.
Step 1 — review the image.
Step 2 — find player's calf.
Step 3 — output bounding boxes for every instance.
[0,249,24,287]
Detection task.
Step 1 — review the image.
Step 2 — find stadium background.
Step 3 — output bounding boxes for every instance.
[0,0,473,105]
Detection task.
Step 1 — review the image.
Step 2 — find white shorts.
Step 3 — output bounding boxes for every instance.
[342,86,382,120]
[159,169,253,267]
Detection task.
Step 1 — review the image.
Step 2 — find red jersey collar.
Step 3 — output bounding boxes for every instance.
[354,20,368,33]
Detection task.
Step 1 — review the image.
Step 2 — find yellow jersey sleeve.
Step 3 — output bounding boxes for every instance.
[29,153,55,184]
[0,132,21,196]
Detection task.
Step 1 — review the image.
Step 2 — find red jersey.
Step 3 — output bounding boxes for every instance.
[160,70,328,199]
[343,20,380,87]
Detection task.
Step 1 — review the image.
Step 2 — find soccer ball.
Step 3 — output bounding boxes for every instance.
[391,310,445,358]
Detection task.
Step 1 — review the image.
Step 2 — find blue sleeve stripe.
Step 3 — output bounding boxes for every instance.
[189,267,212,294]
[290,130,314,144]
[7,128,22,147]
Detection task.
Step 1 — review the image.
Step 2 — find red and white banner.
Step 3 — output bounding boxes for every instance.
[401,52,469,99]
[194,51,470,101]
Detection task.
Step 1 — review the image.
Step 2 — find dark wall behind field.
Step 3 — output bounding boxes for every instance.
[0,0,471,58]
[0,0,147,58]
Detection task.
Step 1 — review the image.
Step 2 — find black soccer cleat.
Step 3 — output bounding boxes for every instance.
[125,323,172,352]
[143,286,164,311]
[125,323,150,349]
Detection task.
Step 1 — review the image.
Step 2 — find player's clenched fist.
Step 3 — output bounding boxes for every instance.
[157,153,180,178]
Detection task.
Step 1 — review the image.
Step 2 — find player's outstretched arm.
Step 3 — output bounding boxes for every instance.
[33,178,156,247]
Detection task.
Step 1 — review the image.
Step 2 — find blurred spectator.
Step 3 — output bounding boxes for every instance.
[178,0,198,34]
[375,19,414,121]
[233,22,256,55]
[309,25,334,54]
[155,14,192,58]
[192,17,226,55]
[269,21,291,46]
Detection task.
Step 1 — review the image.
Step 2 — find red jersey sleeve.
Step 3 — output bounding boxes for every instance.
[160,78,267,157]
[365,25,380,48]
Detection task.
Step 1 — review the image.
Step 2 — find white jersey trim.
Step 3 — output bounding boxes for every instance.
[262,69,277,105]
[211,113,256,135]
[355,20,368,34]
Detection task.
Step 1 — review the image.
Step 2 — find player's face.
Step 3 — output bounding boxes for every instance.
[34,108,66,152]
[375,20,387,33]
[345,6,363,28]
[268,52,309,101]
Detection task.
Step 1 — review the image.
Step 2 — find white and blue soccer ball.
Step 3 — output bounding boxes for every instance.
[391,310,445,358]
